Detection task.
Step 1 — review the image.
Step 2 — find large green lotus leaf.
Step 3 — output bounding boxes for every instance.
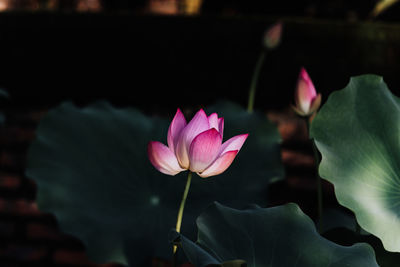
[321,208,369,235]
[173,202,378,267]
[323,228,400,267]
[310,74,400,252]
[26,101,283,266]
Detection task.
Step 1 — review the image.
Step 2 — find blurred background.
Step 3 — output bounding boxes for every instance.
[0,0,399,110]
[1,0,400,266]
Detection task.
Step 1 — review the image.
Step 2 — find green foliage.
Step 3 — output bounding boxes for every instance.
[26,101,283,266]
[323,228,400,267]
[173,202,378,267]
[311,75,400,252]
[0,88,9,99]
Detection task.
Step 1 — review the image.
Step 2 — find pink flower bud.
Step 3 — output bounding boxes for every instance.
[264,21,283,49]
[293,67,322,116]
[148,109,248,178]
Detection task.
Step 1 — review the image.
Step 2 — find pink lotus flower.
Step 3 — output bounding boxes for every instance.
[293,67,322,116]
[148,109,248,178]
[264,21,283,49]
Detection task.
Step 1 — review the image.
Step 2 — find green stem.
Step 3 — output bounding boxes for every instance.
[175,171,192,233]
[247,51,266,113]
[172,171,192,265]
[306,118,323,233]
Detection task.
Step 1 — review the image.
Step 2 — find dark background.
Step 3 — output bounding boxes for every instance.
[1,0,400,266]
[1,0,400,112]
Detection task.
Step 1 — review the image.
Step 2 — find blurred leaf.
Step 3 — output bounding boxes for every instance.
[26,100,283,266]
[321,208,369,235]
[311,75,400,253]
[323,228,400,267]
[206,101,284,192]
[174,202,378,267]
[0,88,9,99]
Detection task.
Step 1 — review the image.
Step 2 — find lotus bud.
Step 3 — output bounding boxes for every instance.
[293,67,322,116]
[264,21,283,49]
